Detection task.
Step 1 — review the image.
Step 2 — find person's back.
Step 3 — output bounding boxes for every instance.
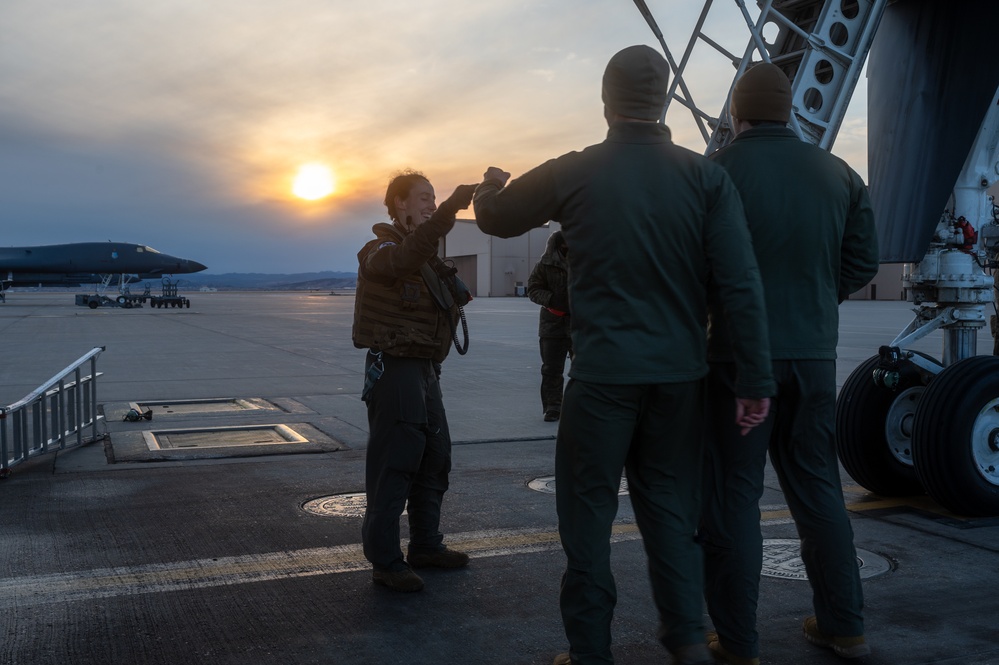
[544,127,769,385]
[707,126,877,360]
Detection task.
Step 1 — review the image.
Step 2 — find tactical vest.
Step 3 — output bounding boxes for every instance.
[352,223,455,363]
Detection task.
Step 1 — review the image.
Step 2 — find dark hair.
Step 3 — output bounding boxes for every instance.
[384,170,429,221]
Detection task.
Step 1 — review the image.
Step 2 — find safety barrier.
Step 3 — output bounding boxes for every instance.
[0,346,106,476]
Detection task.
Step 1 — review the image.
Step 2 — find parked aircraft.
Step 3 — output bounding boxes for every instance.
[0,242,207,302]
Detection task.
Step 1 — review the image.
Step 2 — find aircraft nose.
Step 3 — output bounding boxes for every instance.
[188,260,208,273]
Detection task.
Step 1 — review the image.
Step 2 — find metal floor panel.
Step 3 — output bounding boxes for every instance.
[144,424,309,450]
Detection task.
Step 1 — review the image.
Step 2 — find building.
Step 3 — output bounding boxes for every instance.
[442,219,555,298]
[443,217,900,301]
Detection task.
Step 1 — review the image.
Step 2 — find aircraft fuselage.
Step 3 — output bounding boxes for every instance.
[0,242,207,286]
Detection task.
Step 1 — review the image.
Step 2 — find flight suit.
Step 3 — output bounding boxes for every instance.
[353,214,461,572]
[702,125,879,659]
[527,232,572,417]
[475,120,775,664]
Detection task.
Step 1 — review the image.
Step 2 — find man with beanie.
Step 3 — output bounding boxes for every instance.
[473,45,775,665]
[700,63,879,664]
[527,230,572,422]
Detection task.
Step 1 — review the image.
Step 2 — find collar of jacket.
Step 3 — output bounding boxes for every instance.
[731,125,798,142]
[370,221,411,241]
[605,120,672,144]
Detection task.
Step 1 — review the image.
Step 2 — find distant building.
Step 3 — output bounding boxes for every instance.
[853,263,904,301]
[443,217,912,300]
[442,219,556,298]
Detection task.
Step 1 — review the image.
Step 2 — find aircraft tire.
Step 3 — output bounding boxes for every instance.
[912,355,999,516]
[836,354,933,496]
[88,299,99,309]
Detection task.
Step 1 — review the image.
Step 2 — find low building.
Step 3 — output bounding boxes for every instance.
[442,219,555,298]
[443,217,901,301]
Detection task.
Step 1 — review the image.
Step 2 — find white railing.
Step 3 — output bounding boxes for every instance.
[0,346,105,476]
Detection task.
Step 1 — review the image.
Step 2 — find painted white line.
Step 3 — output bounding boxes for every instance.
[0,526,643,608]
[1,507,806,609]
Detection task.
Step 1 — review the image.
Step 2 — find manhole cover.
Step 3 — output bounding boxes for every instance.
[144,424,309,450]
[762,538,892,580]
[528,476,629,495]
[302,493,407,518]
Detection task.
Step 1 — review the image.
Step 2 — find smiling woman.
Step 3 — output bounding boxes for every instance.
[292,163,335,200]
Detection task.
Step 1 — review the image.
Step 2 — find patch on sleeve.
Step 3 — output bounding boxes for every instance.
[376,241,397,250]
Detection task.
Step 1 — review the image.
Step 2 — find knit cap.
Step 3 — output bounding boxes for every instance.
[601,45,670,121]
[730,63,792,123]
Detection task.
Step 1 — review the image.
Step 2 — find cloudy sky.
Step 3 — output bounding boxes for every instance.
[0,1,868,274]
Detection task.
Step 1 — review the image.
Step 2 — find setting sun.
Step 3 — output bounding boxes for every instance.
[292,163,335,200]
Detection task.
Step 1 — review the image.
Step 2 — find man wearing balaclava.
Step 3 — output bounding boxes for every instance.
[700,63,878,664]
[473,45,776,665]
[527,229,572,422]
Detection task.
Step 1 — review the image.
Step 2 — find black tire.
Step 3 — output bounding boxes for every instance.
[88,299,99,310]
[117,295,127,305]
[836,353,939,496]
[912,355,999,516]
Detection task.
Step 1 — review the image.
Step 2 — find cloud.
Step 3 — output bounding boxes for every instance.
[0,1,873,272]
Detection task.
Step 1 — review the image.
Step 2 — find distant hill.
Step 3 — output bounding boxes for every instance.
[179,271,357,291]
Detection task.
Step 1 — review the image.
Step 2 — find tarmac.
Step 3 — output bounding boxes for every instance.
[1,291,997,665]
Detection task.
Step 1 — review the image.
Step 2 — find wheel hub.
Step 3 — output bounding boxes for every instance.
[989,428,999,453]
[970,401,999,486]
[884,387,923,466]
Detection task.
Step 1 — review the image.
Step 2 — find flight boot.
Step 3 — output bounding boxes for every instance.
[803,616,870,659]
[407,546,470,569]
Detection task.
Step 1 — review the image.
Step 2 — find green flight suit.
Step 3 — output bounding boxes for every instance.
[702,125,879,659]
[475,121,775,664]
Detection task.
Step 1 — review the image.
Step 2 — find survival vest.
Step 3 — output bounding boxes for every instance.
[352,223,456,362]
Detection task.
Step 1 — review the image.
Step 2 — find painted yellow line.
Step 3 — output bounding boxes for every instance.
[0,526,587,608]
[3,490,919,608]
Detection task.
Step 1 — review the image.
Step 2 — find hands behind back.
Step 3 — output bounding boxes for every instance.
[735,397,771,436]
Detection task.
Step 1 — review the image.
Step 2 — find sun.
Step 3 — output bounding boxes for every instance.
[292,163,335,200]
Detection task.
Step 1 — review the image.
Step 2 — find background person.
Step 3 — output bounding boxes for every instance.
[473,45,775,665]
[699,63,879,664]
[352,170,476,593]
[527,230,572,422]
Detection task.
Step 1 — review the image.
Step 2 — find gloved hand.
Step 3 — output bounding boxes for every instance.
[549,294,569,312]
[437,184,478,217]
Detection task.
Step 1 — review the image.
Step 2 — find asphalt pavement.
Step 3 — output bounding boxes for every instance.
[1,292,997,665]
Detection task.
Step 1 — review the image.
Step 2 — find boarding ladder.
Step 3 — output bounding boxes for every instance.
[634,0,888,153]
[0,347,105,476]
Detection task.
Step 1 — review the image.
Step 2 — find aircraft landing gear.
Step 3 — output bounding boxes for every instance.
[836,350,940,496]
[911,355,999,516]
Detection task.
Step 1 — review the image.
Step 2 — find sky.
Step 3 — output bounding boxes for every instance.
[0,1,869,274]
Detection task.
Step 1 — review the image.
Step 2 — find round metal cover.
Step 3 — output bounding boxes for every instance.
[303,493,364,518]
[528,476,629,495]
[762,538,892,580]
[302,493,407,518]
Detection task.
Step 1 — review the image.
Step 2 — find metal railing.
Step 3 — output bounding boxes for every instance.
[1,346,106,476]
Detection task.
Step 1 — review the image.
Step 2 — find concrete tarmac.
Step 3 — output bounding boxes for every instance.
[1,292,997,665]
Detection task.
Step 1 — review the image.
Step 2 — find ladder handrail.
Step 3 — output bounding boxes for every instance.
[3,346,106,412]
